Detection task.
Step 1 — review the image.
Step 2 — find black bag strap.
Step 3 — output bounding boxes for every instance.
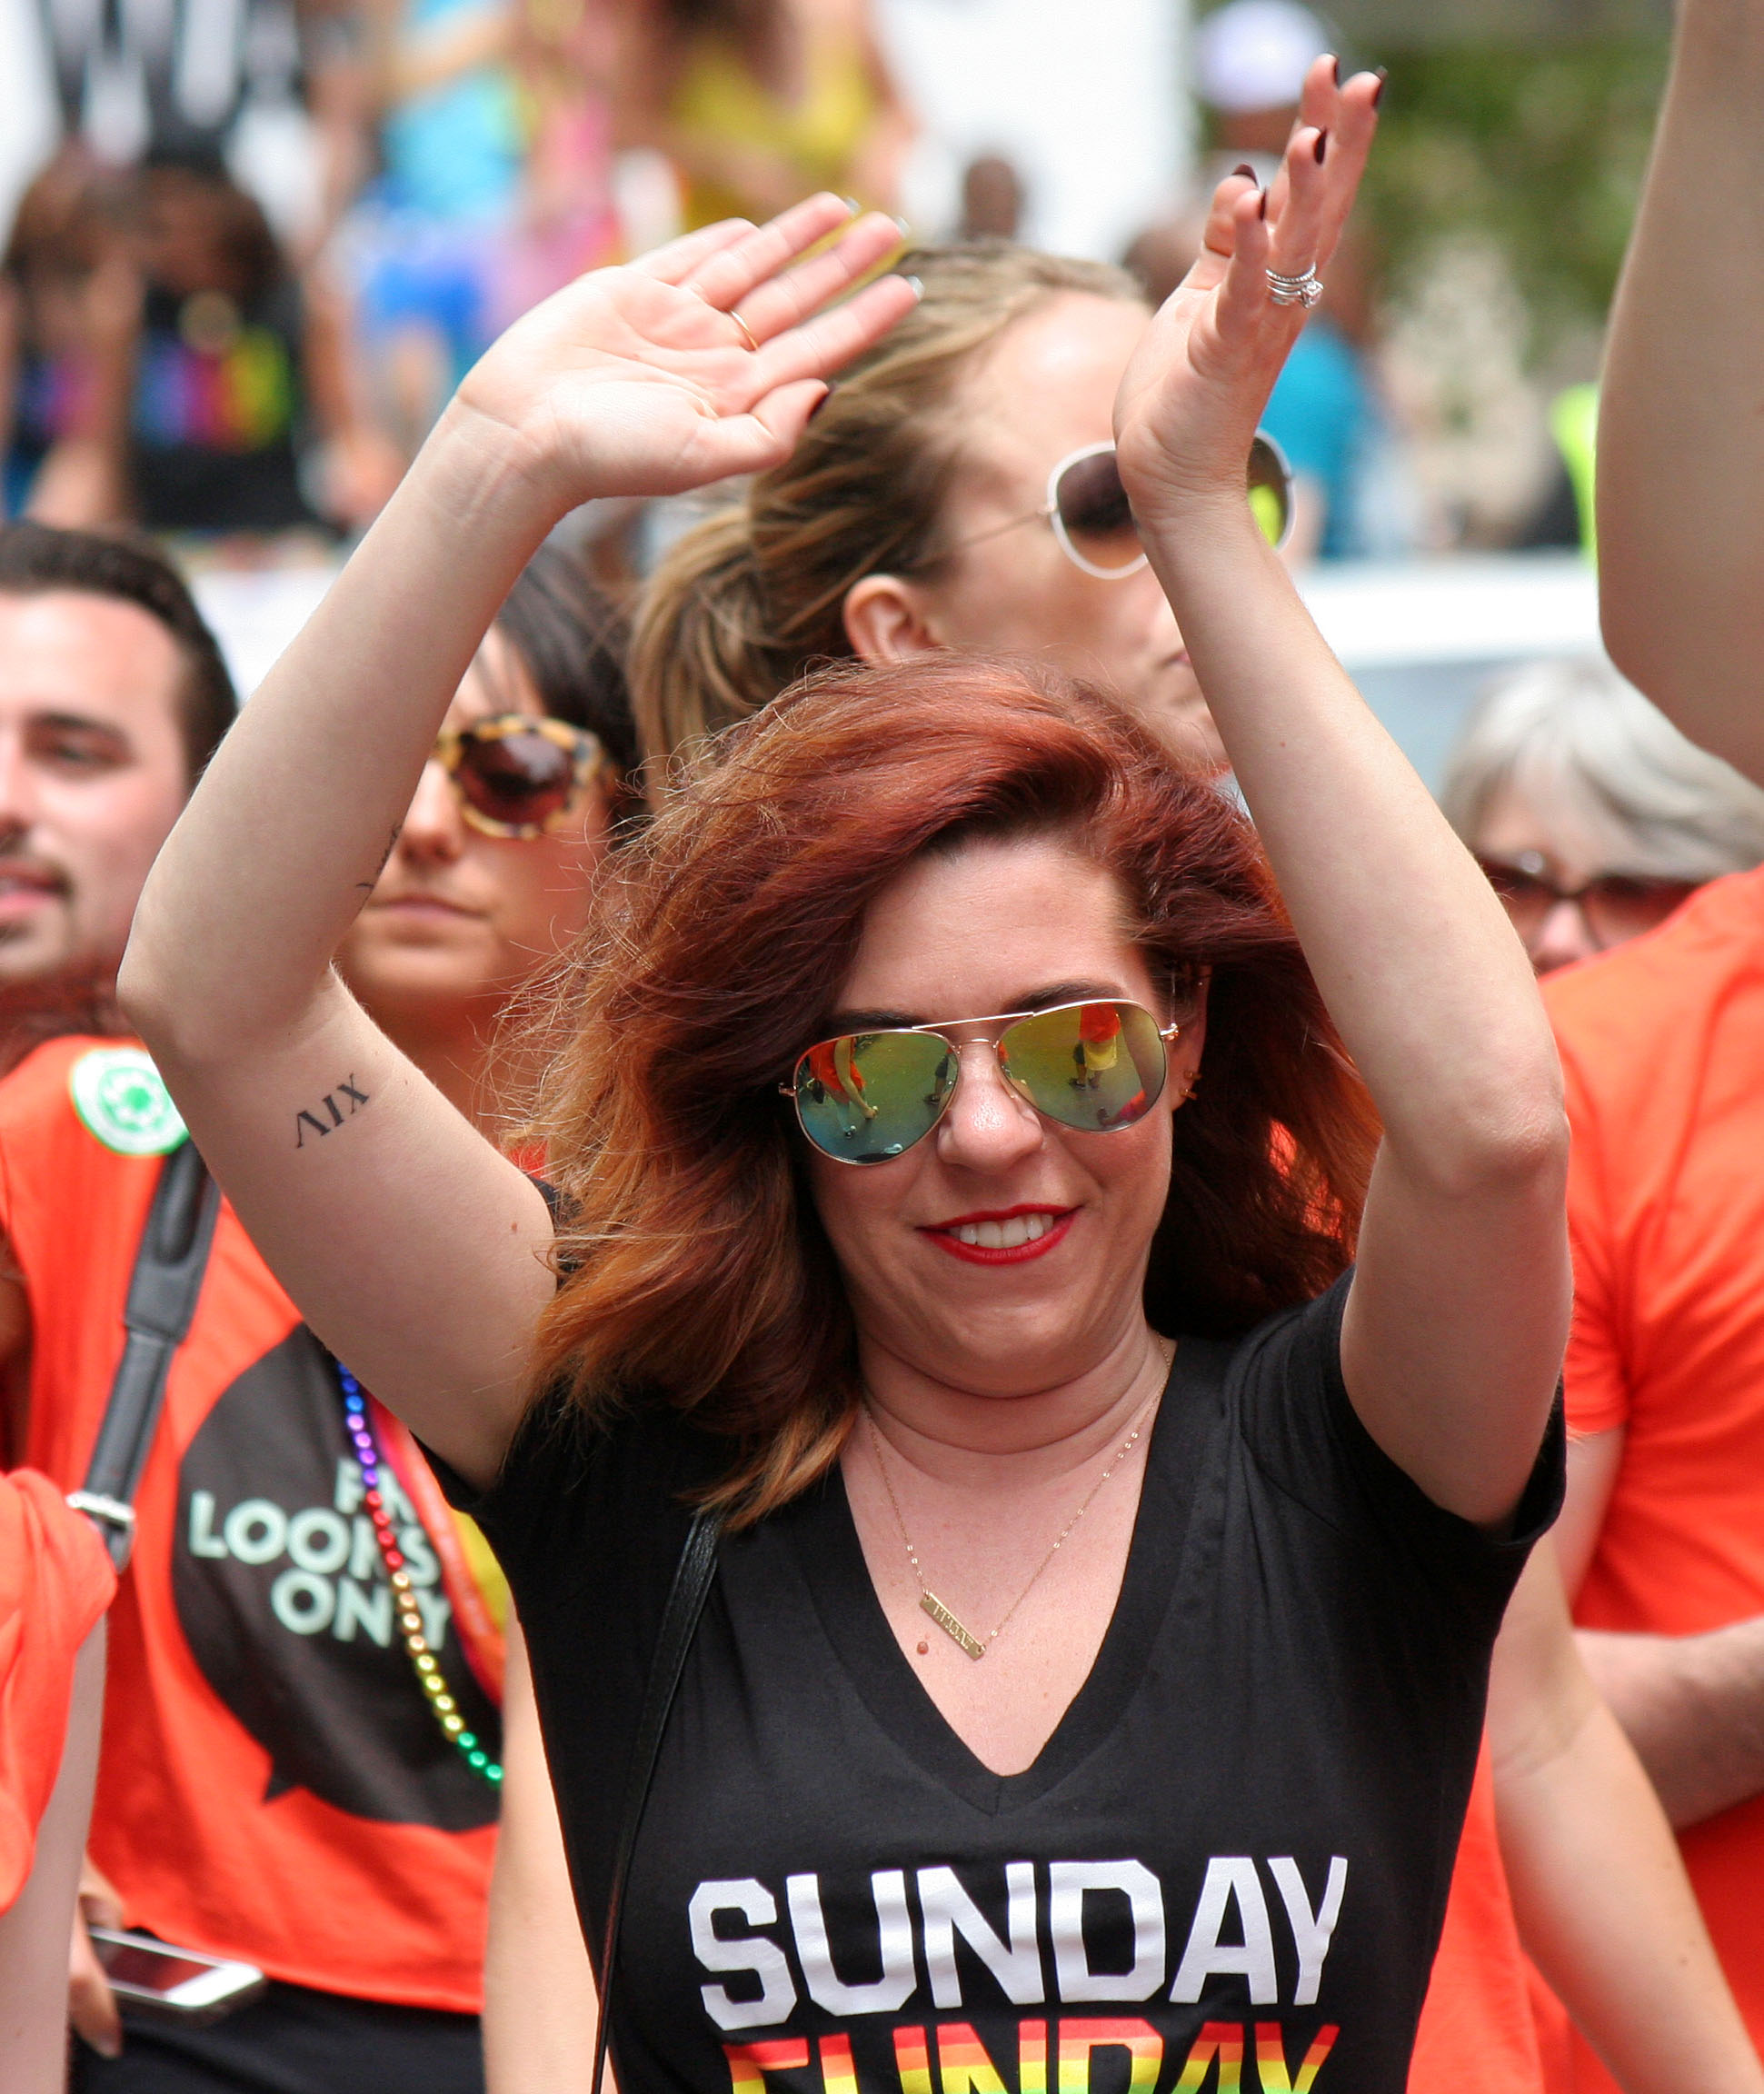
[593,1508,721,2094]
[68,1138,221,1569]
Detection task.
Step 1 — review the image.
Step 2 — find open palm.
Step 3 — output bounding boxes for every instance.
[1115,61,1381,533]
[452,195,918,507]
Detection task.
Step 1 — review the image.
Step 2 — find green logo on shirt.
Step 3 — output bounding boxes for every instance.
[70,1047,187,1156]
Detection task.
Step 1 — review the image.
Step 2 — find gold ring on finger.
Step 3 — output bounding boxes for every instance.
[729,307,761,353]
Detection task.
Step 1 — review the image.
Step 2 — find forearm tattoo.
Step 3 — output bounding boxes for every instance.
[294,1077,371,1149]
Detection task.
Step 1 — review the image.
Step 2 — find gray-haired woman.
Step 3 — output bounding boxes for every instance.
[1443,655,1764,974]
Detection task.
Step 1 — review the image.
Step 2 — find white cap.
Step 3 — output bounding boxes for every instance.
[1194,0,1330,114]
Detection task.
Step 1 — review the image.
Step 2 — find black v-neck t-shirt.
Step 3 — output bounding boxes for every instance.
[443,1277,1562,2093]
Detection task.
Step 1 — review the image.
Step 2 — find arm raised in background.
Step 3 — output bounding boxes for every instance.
[484,1620,601,2094]
[1115,62,1570,1526]
[1597,0,1764,783]
[1490,1545,1764,2092]
[119,197,917,1487]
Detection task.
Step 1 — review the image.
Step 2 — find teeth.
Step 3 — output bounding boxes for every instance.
[953,1213,1054,1249]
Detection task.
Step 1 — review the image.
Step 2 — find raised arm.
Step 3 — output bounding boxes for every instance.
[1115,64,1570,1526]
[1597,0,1764,783]
[120,200,916,1484]
[1490,1546,1764,2094]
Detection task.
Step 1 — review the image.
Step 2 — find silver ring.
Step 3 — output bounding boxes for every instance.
[1266,266,1324,310]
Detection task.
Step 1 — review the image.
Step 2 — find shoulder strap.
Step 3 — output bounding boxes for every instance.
[67,1139,221,1570]
[593,1507,722,2094]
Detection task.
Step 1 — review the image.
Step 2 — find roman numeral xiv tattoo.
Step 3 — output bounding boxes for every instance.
[294,1077,371,1149]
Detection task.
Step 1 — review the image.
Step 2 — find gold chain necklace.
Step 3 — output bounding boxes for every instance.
[863,1366,1165,1662]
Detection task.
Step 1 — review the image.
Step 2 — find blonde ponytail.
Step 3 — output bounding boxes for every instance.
[630,242,1143,782]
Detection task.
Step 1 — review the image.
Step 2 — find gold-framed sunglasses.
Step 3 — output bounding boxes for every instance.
[431,714,607,840]
[941,430,1294,578]
[781,999,1182,1166]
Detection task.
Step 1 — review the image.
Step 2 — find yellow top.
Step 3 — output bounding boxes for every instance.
[668,25,879,228]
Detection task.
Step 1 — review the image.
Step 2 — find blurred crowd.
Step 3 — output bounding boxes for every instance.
[0,0,1598,571]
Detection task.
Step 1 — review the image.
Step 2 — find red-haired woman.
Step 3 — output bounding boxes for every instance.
[124,93,1568,2087]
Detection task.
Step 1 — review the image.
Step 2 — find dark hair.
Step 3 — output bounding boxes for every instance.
[138,146,284,304]
[529,655,1378,1526]
[0,524,235,781]
[493,545,638,797]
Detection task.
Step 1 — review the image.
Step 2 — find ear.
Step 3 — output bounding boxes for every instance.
[842,573,946,663]
[1170,974,1210,1109]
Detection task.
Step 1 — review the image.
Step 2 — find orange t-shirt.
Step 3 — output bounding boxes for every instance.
[1408,1742,1546,2094]
[0,1037,496,2011]
[1541,866,1764,2070]
[0,1467,115,1911]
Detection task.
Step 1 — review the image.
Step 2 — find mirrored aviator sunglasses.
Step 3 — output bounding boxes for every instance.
[1045,429,1294,579]
[432,713,606,839]
[782,1000,1179,1166]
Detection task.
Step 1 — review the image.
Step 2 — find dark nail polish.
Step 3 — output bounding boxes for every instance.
[1257,189,1268,220]
[1372,67,1388,107]
[1330,55,1340,86]
[1231,163,1256,181]
[1313,130,1328,164]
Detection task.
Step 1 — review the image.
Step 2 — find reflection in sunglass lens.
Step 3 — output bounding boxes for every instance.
[1053,451,1141,573]
[456,729,577,829]
[1247,433,1292,550]
[791,1030,956,1163]
[998,1002,1168,1132]
[789,1002,1173,1165]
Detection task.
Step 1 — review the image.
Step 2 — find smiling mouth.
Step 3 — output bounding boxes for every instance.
[922,1205,1075,1263]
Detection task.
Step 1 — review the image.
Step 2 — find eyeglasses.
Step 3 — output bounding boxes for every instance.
[781,999,1181,1166]
[431,714,607,840]
[940,431,1293,579]
[1474,853,1700,949]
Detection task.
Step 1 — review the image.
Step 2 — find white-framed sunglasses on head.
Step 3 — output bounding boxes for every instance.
[942,430,1294,578]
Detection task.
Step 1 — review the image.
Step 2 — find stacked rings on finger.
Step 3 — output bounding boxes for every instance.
[1267,267,1325,310]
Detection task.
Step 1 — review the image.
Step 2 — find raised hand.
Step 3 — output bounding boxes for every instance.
[450,194,917,510]
[1113,59,1380,533]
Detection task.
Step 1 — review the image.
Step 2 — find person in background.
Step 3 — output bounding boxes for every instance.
[0,1474,112,2094]
[124,148,399,538]
[623,0,916,227]
[475,227,1762,2094]
[0,152,136,526]
[0,536,634,2094]
[6,149,400,539]
[1441,655,1764,974]
[332,0,525,459]
[1511,0,1764,2077]
[0,524,230,1095]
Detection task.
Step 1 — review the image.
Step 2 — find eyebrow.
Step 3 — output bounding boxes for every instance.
[30,711,130,740]
[825,981,1126,1032]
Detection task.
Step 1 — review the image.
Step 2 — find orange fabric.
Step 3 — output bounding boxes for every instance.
[0,1037,494,2011]
[1542,866,1764,2072]
[0,1468,114,1911]
[1409,1740,1546,2094]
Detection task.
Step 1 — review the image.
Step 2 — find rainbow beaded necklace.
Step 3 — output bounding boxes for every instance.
[337,1363,503,1787]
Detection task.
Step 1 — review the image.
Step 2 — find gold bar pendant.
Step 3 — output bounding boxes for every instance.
[921,1590,987,1660]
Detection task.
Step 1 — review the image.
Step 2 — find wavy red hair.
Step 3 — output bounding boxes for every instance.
[524,656,1378,1524]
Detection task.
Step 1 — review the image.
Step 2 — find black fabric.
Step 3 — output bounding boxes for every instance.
[595,1510,723,2094]
[72,1979,483,2094]
[441,1276,1563,2093]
